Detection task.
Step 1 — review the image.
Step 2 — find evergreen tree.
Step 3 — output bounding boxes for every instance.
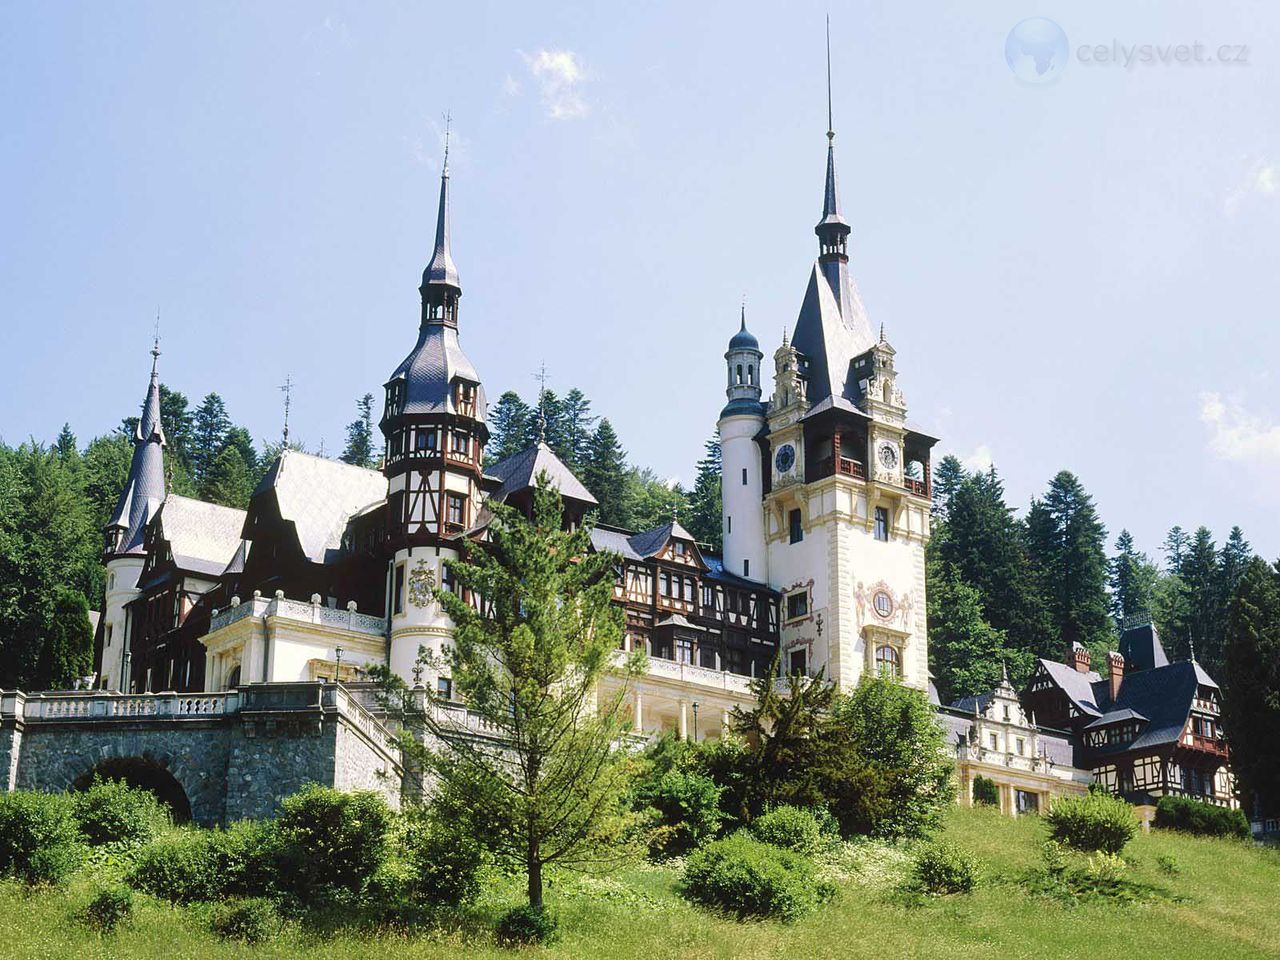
[534,389,566,455]
[204,445,254,509]
[487,391,534,464]
[684,435,722,552]
[1176,527,1220,665]
[1222,558,1280,819]
[926,565,1013,703]
[81,433,132,530]
[1108,529,1159,626]
[620,468,688,533]
[582,419,628,525]
[37,586,93,688]
[397,476,641,911]
[559,388,597,469]
[221,426,258,477]
[1218,526,1253,610]
[1162,525,1190,570]
[54,424,78,462]
[928,467,1049,681]
[340,393,377,468]
[931,454,966,520]
[1025,471,1113,658]
[190,393,231,486]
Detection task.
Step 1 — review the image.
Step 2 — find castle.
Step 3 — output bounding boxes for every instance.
[0,67,1236,824]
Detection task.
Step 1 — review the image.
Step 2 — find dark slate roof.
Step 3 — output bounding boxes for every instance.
[1119,623,1170,672]
[1091,660,1216,754]
[1036,659,1105,717]
[720,397,768,419]
[950,692,994,715]
[727,311,760,352]
[157,496,247,577]
[422,170,459,290]
[703,554,775,592]
[588,525,642,561]
[106,360,167,556]
[386,323,488,425]
[791,261,873,407]
[629,521,696,559]
[252,451,387,564]
[486,442,597,506]
[1083,708,1149,731]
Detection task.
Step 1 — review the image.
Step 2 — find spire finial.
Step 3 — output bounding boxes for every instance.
[782,326,790,348]
[534,362,550,444]
[879,322,885,343]
[279,375,293,446]
[826,14,834,143]
[740,295,747,331]
[442,111,451,175]
[150,309,162,378]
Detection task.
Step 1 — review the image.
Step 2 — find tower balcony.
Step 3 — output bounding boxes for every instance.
[815,456,865,480]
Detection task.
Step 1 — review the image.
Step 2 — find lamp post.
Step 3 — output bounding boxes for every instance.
[691,701,700,743]
[334,645,344,684]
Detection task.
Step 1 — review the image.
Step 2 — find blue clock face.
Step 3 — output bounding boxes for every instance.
[775,444,796,473]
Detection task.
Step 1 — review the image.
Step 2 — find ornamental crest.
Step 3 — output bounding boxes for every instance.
[407,560,437,609]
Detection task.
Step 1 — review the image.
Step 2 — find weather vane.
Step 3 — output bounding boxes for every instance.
[534,362,550,443]
[279,375,294,446]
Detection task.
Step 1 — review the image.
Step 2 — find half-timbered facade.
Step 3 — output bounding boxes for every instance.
[1024,624,1237,808]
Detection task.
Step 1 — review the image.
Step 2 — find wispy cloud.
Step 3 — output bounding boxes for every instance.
[960,444,995,473]
[1224,156,1277,214]
[521,49,589,120]
[1199,392,1280,463]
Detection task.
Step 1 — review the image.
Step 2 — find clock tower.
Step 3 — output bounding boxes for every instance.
[747,51,937,692]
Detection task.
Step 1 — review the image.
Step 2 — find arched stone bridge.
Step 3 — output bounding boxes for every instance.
[0,684,405,825]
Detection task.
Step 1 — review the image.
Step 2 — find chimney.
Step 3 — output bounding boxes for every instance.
[1068,642,1091,674]
[1107,651,1125,703]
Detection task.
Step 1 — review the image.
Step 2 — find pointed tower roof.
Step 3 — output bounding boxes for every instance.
[421,164,460,292]
[728,302,760,352]
[105,339,167,557]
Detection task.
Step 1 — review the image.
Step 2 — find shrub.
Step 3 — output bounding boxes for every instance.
[496,904,559,946]
[401,809,485,906]
[749,805,825,855]
[1045,792,1138,854]
[681,832,835,922]
[637,768,724,857]
[78,886,133,933]
[72,779,170,847]
[972,776,999,807]
[911,841,979,895]
[1153,795,1249,840]
[128,829,222,903]
[0,790,84,885]
[211,897,277,944]
[272,786,392,896]
[1156,854,1180,876]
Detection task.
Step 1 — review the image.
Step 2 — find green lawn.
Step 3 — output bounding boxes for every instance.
[3,805,1278,960]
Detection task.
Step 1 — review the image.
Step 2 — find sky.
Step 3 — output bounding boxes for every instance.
[1,1,1277,562]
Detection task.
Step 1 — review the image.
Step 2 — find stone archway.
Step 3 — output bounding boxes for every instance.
[73,756,194,823]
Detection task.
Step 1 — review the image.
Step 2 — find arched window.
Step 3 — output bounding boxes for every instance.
[883,380,892,402]
[736,364,744,384]
[748,364,755,385]
[875,644,901,679]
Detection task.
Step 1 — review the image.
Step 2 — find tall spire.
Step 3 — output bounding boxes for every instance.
[420,114,461,326]
[816,18,850,256]
[106,336,168,557]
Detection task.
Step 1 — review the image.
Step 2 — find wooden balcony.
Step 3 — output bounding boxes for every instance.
[1187,733,1229,757]
[904,477,930,498]
[816,456,866,480]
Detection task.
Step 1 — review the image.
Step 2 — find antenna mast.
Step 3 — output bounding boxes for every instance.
[826,14,834,142]
[279,375,294,446]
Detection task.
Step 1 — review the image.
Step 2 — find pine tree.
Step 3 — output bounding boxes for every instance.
[37,586,93,689]
[582,419,628,525]
[1108,529,1159,625]
[1025,471,1113,658]
[1218,526,1253,609]
[54,424,78,462]
[204,445,254,509]
[340,393,376,468]
[221,426,258,477]
[928,466,1049,679]
[1177,527,1221,667]
[1163,525,1190,570]
[487,391,534,464]
[684,435,722,552]
[535,389,568,458]
[191,393,231,486]
[403,477,641,911]
[931,454,966,520]
[926,565,1013,703]
[621,469,688,533]
[1222,558,1280,819]
[559,388,597,470]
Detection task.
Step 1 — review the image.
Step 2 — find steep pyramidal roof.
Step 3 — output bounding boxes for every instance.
[421,159,460,291]
[105,342,167,557]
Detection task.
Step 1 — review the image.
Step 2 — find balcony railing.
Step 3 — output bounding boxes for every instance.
[817,456,866,480]
[210,594,388,638]
[904,477,929,498]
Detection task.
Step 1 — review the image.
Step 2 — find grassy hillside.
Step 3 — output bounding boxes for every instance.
[2,805,1277,960]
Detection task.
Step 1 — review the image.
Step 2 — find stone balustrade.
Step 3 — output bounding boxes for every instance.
[209,593,387,638]
[13,691,239,722]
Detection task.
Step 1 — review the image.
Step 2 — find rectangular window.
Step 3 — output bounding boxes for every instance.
[393,564,405,615]
[727,515,732,534]
[699,645,718,669]
[1016,738,1025,755]
[741,468,748,485]
[437,676,453,700]
[676,638,694,664]
[743,559,750,578]
[786,591,808,620]
[789,649,806,676]
[989,733,999,751]
[789,509,803,544]
[105,624,113,648]
[451,431,468,454]
[446,493,466,527]
[874,506,890,542]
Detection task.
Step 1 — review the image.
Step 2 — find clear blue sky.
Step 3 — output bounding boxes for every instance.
[1,2,1277,561]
